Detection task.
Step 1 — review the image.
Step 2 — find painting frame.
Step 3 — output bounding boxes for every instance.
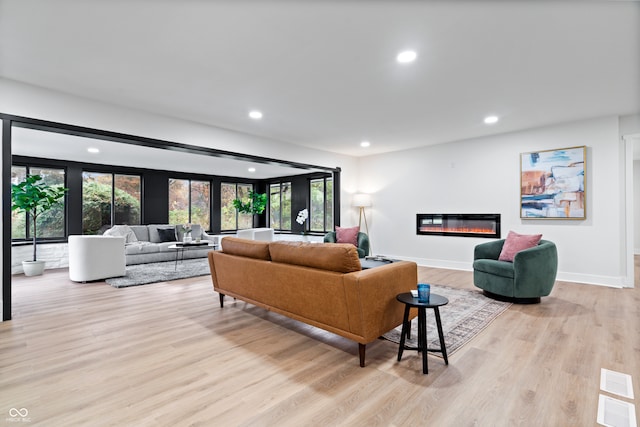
[520,146,586,220]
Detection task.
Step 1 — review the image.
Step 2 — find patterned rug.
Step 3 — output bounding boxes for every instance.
[105,258,211,288]
[383,284,511,357]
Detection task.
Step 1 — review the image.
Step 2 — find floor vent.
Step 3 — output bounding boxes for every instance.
[601,369,634,399]
[597,394,637,427]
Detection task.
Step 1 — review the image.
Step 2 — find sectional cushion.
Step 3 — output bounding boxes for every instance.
[129,225,150,242]
[125,242,159,255]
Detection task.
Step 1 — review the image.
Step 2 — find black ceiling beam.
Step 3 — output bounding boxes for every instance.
[2,113,338,173]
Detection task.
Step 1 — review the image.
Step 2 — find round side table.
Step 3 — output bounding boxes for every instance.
[396,292,449,374]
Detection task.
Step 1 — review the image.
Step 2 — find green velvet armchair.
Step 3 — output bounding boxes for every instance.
[473,239,558,304]
[324,231,370,258]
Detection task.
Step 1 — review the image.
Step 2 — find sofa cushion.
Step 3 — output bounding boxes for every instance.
[498,231,542,262]
[221,237,271,260]
[269,241,361,273]
[129,225,150,242]
[125,242,159,255]
[473,258,515,278]
[103,224,138,243]
[148,225,176,243]
[336,226,359,246]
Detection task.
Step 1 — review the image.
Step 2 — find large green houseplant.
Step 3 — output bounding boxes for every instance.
[233,190,267,215]
[11,174,68,276]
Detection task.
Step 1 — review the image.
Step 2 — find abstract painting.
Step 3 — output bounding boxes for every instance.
[520,146,586,219]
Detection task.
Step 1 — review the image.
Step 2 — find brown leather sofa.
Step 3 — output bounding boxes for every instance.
[207,237,418,367]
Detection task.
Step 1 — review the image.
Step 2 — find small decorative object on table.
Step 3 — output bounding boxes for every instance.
[180,223,192,243]
[417,283,430,302]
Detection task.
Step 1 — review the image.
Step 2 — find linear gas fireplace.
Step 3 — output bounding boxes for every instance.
[416,214,501,238]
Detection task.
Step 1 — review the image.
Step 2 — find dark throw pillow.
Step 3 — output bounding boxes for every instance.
[157,228,177,242]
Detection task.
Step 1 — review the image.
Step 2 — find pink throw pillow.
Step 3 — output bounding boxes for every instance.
[335,226,360,246]
[498,231,542,262]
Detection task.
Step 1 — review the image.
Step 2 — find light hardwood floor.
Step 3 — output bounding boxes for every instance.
[1,264,639,426]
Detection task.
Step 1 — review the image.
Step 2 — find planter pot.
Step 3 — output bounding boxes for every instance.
[23,260,46,276]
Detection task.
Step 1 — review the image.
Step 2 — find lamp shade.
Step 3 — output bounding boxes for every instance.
[352,193,372,207]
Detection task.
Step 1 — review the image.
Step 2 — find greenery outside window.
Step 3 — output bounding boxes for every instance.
[269,182,291,231]
[11,165,66,240]
[168,178,211,229]
[221,182,253,230]
[82,172,141,235]
[310,177,333,233]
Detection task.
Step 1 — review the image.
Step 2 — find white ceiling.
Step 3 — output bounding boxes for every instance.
[1,1,639,167]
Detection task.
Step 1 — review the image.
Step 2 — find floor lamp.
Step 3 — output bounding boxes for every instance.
[353,193,372,254]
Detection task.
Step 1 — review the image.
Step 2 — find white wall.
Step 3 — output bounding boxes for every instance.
[358,116,625,286]
[635,160,640,254]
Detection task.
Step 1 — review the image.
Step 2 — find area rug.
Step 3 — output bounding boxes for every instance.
[105,258,211,288]
[383,284,511,357]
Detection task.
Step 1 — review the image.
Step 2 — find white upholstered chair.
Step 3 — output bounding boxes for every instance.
[68,235,126,282]
[236,228,274,242]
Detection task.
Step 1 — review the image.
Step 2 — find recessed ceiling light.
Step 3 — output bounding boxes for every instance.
[87,147,100,153]
[360,141,371,148]
[484,115,499,124]
[249,111,263,120]
[248,167,256,173]
[397,50,417,63]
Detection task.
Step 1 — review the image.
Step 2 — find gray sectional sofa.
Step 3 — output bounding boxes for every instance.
[104,224,218,265]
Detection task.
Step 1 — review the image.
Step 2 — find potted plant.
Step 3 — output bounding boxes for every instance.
[11,174,68,276]
[233,190,267,215]
[296,208,309,240]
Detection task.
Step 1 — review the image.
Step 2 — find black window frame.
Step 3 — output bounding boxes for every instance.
[82,170,142,235]
[168,177,212,230]
[10,162,68,243]
[269,181,292,231]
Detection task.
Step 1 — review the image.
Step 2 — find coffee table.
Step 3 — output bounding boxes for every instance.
[168,242,217,270]
[396,292,449,374]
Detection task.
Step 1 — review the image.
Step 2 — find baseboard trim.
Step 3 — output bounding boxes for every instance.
[384,254,626,288]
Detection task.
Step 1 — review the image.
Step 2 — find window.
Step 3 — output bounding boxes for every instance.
[11,165,66,240]
[309,177,333,233]
[169,179,211,229]
[221,182,253,230]
[82,172,141,235]
[269,182,291,231]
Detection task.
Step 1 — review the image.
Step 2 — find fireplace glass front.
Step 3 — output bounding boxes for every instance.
[416,214,501,238]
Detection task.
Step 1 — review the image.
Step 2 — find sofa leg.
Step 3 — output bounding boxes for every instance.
[219,293,225,308]
[359,343,366,367]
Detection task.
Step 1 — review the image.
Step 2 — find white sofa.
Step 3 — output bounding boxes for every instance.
[69,235,126,282]
[104,224,218,265]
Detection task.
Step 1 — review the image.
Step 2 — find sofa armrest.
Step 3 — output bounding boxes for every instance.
[201,232,219,244]
[474,239,505,261]
[343,261,418,342]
